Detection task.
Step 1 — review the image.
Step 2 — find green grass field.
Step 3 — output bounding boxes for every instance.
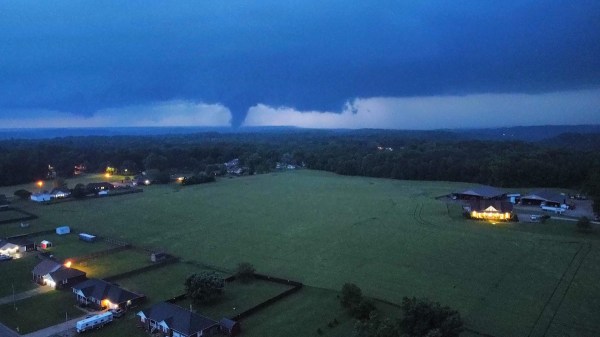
[0,291,82,334]
[0,254,39,297]
[71,249,152,279]
[1,170,599,336]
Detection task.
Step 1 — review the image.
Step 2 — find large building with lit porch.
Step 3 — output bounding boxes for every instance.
[465,200,514,221]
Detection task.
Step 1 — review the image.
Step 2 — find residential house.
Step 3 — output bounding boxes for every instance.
[0,240,19,256]
[8,237,35,252]
[50,187,71,199]
[73,278,145,310]
[86,182,115,194]
[32,259,86,289]
[137,302,219,337]
[30,193,51,202]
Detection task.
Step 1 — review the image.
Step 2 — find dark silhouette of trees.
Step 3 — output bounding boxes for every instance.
[184,272,225,305]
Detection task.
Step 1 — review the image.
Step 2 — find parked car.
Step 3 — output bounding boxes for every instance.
[530,215,541,221]
[110,308,125,318]
[0,254,13,262]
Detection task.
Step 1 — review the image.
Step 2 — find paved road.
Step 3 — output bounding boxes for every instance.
[0,321,19,337]
[0,286,52,305]
[22,310,103,337]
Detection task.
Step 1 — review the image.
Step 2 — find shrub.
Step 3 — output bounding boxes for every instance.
[341,283,363,309]
[400,297,463,337]
[14,189,32,200]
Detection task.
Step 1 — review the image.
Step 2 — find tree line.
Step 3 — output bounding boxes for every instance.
[0,131,598,205]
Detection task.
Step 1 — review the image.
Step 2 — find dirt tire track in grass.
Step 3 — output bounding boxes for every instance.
[527,241,588,337]
[541,242,593,337]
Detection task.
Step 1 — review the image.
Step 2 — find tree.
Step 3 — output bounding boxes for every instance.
[355,315,400,337]
[120,160,139,175]
[185,272,225,305]
[14,189,32,200]
[399,297,463,337]
[143,153,169,171]
[236,262,255,283]
[341,283,363,310]
[72,183,87,199]
[577,216,592,233]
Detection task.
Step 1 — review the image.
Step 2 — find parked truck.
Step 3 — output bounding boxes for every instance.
[76,311,113,333]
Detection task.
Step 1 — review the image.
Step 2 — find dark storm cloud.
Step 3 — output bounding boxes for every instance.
[1,1,599,126]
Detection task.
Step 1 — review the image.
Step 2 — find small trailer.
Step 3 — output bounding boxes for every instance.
[76,311,113,333]
[541,205,565,215]
[79,233,97,243]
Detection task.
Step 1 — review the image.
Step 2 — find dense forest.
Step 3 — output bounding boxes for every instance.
[0,130,599,211]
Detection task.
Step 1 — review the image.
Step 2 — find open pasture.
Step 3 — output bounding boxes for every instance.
[15,170,600,336]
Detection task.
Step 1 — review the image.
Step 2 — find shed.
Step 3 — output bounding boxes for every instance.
[40,240,52,249]
[56,226,71,235]
[150,252,169,262]
[220,318,241,336]
[79,233,97,243]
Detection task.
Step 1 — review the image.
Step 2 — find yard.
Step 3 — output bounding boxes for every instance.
[36,233,114,260]
[175,277,294,319]
[0,254,40,297]
[3,170,600,336]
[0,290,83,334]
[70,249,152,279]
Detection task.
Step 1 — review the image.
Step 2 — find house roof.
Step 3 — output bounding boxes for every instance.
[73,279,143,304]
[33,259,62,276]
[7,237,34,246]
[50,188,71,194]
[0,240,19,250]
[219,318,238,331]
[139,302,217,335]
[456,185,505,199]
[49,267,86,282]
[521,190,566,203]
[87,182,114,189]
[468,200,513,213]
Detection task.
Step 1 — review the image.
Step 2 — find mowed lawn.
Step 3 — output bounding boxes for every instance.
[18,170,600,337]
[0,290,82,334]
[0,254,40,297]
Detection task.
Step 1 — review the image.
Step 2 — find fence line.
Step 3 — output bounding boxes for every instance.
[104,257,180,282]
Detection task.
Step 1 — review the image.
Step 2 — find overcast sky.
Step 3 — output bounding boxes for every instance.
[1,1,599,129]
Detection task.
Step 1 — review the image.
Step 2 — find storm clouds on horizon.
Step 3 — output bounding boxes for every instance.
[1,1,599,129]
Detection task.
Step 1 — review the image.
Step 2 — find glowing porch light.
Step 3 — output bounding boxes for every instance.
[37,180,44,188]
[64,260,72,268]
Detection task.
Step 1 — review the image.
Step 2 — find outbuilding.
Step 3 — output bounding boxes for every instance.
[56,226,71,235]
[79,233,97,243]
[40,240,52,249]
[452,185,506,201]
[521,190,567,207]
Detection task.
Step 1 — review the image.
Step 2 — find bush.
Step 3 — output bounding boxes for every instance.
[236,262,255,283]
[181,173,216,186]
[14,189,32,200]
[341,283,363,309]
[400,297,463,337]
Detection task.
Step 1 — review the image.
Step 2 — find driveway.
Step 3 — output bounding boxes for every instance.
[0,286,53,305]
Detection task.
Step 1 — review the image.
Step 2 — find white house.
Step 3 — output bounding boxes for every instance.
[50,188,71,199]
[30,193,51,202]
[0,240,19,256]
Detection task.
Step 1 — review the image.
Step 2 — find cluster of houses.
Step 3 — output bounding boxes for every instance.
[30,181,126,202]
[27,255,241,336]
[5,223,241,337]
[452,186,573,221]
